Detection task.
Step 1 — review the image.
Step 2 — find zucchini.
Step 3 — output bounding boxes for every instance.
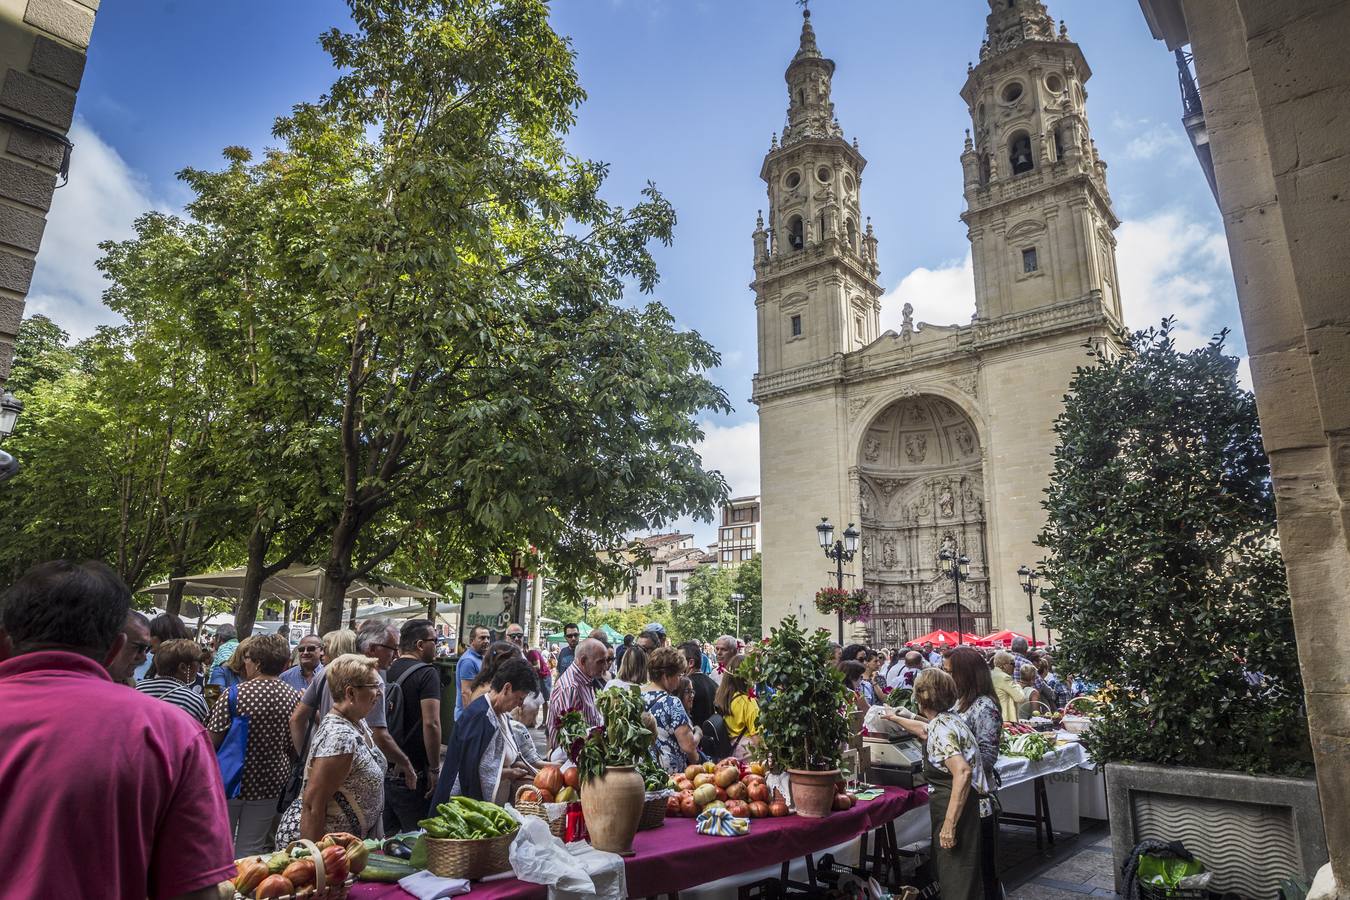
[356,853,419,883]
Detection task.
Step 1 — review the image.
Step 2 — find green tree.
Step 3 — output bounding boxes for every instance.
[192,0,729,632]
[731,554,763,640]
[671,566,735,645]
[1038,320,1310,775]
[7,315,80,395]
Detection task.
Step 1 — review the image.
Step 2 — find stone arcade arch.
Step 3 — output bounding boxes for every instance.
[856,394,990,645]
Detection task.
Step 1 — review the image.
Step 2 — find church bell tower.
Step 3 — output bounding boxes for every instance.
[751,9,883,379]
[960,0,1123,324]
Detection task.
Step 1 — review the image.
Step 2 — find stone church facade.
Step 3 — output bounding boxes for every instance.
[753,1,1124,645]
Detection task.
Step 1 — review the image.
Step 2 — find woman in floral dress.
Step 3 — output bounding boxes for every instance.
[641,646,701,773]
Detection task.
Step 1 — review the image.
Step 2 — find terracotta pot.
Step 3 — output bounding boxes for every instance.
[579,765,645,855]
[788,768,840,818]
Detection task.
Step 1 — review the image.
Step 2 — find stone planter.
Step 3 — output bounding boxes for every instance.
[1106,762,1327,899]
[579,765,644,856]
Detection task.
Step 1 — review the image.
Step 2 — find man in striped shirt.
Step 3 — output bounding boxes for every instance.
[546,637,608,750]
[136,639,210,724]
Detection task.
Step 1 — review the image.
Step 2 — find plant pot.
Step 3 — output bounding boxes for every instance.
[579,765,645,856]
[787,768,840,818]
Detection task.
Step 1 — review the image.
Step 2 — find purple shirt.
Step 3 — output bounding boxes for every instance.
[0,651,235,900]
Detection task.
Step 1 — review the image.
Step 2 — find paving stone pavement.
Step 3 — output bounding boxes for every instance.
[1004,825,1120,899]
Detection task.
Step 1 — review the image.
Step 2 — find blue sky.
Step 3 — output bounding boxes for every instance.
[30,0,1243,547]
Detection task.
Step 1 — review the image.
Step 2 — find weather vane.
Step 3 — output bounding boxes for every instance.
[797,0,810,13]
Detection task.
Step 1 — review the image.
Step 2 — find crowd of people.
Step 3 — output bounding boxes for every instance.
[0,557,1098,900]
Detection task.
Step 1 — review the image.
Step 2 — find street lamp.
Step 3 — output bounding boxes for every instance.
[730,593,746,640]
[1017,565,1041,648]
[0,391,21,439]
[0,391,22,484]
[818,517,860,642]
[938,546,971,644]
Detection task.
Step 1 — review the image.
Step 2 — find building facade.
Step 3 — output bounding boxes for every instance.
[754,2,1124,645]
[715,495,762,567]
[595,532,702,611]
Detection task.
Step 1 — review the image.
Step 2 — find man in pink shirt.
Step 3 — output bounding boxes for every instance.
[0,560,236,900]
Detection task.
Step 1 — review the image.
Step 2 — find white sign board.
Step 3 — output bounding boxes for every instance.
[461,577,520,642]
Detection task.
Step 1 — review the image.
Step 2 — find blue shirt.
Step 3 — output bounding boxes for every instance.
[279,663,323,693]
[454,647,483,720]
[557,645,575,676]
[208,663,240,691]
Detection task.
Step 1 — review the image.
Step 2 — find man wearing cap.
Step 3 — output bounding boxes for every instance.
[642,623,667,648]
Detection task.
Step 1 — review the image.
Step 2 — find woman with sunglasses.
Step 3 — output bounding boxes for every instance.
[276,654,387,845]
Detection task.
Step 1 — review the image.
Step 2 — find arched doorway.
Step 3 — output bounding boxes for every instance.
[857,394,990,645]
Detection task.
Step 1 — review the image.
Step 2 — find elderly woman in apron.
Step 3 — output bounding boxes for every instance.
[913,667,993,899]
[431,658,539,808]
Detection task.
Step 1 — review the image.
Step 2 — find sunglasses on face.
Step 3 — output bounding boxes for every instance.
[507,633,523,641]
[298,646,320,653]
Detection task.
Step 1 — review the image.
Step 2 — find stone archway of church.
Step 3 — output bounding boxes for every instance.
[857,394,991,646]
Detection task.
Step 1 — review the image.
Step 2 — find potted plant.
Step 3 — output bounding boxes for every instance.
[1039,322,1326,894]
[813,587,871,622]
[557,685,654,855]
[739,616,852,817]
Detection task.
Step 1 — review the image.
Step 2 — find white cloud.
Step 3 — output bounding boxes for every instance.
[1122,123,1187,161]
[1236,356,1253,392]
[1116,210,1236,349]
[25,118,164,339]
[880,252,975,333]
[695,417,759,499]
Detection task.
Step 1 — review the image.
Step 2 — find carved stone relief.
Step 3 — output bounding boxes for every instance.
[863,436,882,462]
[904,434,928,464]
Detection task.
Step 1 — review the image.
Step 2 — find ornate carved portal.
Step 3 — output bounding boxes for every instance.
[857,395,990,646]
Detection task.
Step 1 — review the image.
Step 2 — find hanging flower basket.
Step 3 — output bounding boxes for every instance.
[813,587,871,622]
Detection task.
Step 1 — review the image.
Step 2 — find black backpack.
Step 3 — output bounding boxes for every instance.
[699,712,743,760]
[385,661,433,750]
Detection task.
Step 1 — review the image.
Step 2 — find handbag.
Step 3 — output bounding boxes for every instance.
[215,683,250,799]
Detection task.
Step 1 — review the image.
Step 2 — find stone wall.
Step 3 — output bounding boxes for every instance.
[0,0,97,383]
[1139,0,1350,892]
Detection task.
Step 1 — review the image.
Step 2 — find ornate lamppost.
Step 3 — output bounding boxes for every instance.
[730,592,746,640]
[0,390,22,483]
[1017,564,1041,648]
[816,517,860,643]
[938,546,971,643]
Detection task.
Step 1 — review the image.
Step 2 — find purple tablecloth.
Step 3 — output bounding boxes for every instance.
[352,784,926,899]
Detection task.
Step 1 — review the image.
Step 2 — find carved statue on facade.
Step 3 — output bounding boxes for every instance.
[954,425,975,456]
[905,434,928,465]
[939,480,956,518]
[864,435,881,462]
[881,536,899,569]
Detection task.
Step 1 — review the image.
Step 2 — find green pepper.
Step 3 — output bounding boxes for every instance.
[418,818,452,839]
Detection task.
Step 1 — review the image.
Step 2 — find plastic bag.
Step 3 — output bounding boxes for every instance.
[504,806,625,899]
[1138,853,1207,889]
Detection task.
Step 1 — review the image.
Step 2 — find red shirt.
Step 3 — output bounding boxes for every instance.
[0,651,236,900]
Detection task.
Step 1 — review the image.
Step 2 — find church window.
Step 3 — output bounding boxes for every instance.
[817,166,832,183]
[978,103,986,124]
[1046,73,1064,94]
[785,170,801,189]
[846,217,858,252]
[1053,123,1066,160]
[787,215,804,251]
[855,316,865,341]
[1001,81,1024,103]
[1009,131,1034,174]
[797,88,805,107]
[843,173,855,194]
[790,314,802,337]
[1022,247,1039,273]
[978,153,991,186]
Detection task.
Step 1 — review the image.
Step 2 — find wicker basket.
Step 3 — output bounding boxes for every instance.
[514,785,566,838]
[1138,882,1211,900]
[424,828,518,880]
[233,839,353,900]
[637,794,667,830]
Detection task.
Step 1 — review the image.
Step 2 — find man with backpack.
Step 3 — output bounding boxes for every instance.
[383,618,443,833]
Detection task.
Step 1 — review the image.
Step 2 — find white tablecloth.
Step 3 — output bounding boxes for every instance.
[994,737,1090,789]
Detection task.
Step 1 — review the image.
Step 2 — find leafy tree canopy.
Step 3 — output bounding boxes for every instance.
[1038,320,1310,776]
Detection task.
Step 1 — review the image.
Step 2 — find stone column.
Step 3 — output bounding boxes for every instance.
[0,0,98,382]
[1178,0,1350,892]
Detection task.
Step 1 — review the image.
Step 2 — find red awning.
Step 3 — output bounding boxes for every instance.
[979,629,1045,648]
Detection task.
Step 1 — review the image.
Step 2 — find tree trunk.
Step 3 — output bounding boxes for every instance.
[165,562,188,619]
[235,523,268,639]
[318,569,351,635]
[318,506,361,634]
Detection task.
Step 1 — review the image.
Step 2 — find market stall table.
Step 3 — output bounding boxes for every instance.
[350,785,926,899]
[995,737,1092,847]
